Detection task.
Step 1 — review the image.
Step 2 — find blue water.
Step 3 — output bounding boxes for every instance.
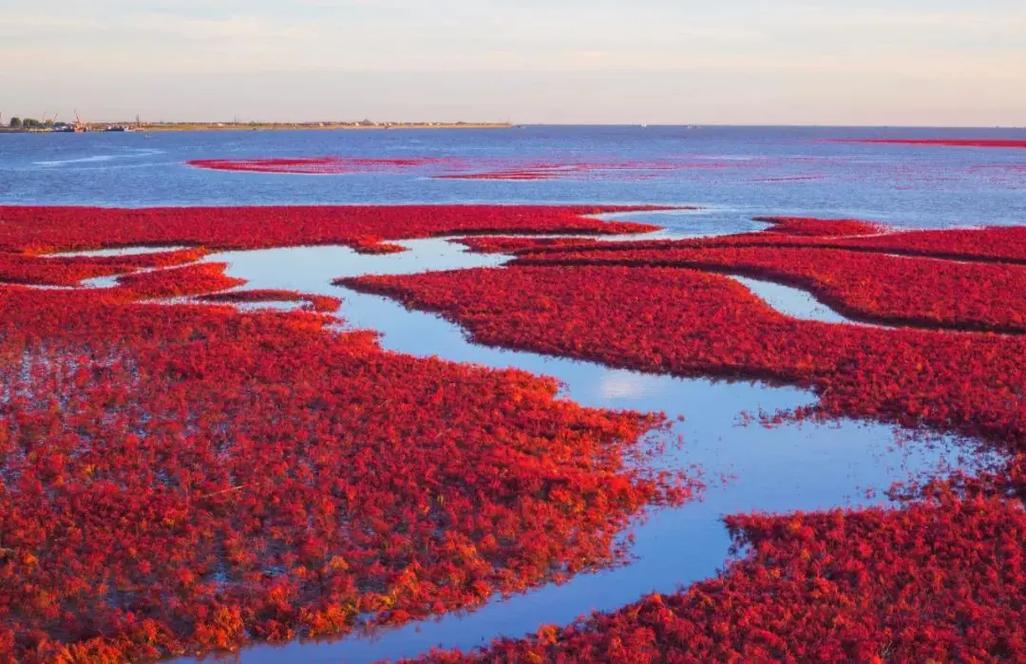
[3,126,1024,662]
[2,126,1025,228]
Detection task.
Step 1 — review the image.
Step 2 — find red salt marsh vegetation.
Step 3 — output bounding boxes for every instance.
[117,262,246,298]
[188,155,776,182]
[751,215,884,236]
[0,247,208,287]
[0,204,692,662]
[450,216,880,256]
[515,246,1026,334]
[421,487,1026,663]
[485,216,1026,332]
[197,289,341,313]
[834,138,1026,149]
[0,205,659,256]
[421,452,1026,662]
[344,214,1026,663]
[0,287,683,662]
[4,203,1026,662]
[187,157,457,174]
[433,159,755,181]
[345,263,1026,447]
[346,214,1026,447]
[557,215,1026,265]
[188,157,679,180]
[454,236,603,254]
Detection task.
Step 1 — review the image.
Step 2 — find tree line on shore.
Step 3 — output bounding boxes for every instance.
[4,116,65,130]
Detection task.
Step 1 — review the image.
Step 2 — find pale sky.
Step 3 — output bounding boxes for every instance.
[2,1,1024,125]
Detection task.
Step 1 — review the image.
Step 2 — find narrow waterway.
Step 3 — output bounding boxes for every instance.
[154,234,995,663]
[39,211,999,662]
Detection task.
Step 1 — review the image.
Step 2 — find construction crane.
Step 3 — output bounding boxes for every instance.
[73,110,87,132]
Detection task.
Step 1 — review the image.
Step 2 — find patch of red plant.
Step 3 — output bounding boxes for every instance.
[344,263,1026,448]
[421,491,1026,663]
[836,138,1026,149]
[7,203,1024,662]
[0,205,692,662]
[499,216,881,262]
[723,225,1026,265]
[198,289,341,313]
[752,175,824,183]
[0,294,685,661]
[522,217,1026,266]
[751,215,883,237]
[826,226,1026,264]
[189,157,738,181]
[455,236,603,254]
[435,165,588,181]
[117,262,245,299]
[340,210,1026,664]
[515,245,1026,334]
[0,205,661,256]
[0,248,209,288]
[349,237,407,255]
[433,159,742,181]
[187,157,457,175]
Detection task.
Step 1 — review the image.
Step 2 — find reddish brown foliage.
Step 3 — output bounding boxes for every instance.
[345,264,1026,448]
[823,226,1026,264]
[526,220,1026,266]
[432,161,675,181]
[0,205,694,661]
[0,248,208,287]
[198,289,341,313]
[477,214,1026,332]
[369,213,1026,661]
[750,215,883,237]
[349,238,408,255]
[116,263,245,299]
[187,157,455,174]
[0,205,660,255]
[5,203,1023,662]
[0,283,683,661]
[835,138,1026,149]
[453,217,876,259]
[516,245,1026,333]
[432,159,775,181]
[423,493,1026,663]
[455,236,603,254]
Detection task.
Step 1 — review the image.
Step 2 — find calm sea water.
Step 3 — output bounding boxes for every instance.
[2,125,1025,228]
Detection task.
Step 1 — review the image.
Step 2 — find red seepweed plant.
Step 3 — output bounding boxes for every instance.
[419,485,1026,663]
[187,156,459,175]
[344,262,1026,447]
[832,138,1026,149]
[198,289,342,313]
[0,204,660,256]
[0,285,687,662]
[344,212,1026,661]
[0,204,690,662]
[4,204,1026,662]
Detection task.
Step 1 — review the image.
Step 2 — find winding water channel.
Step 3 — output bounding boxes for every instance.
[51,213,1000,663]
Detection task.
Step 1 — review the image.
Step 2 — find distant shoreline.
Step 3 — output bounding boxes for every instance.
[0,121,514,134]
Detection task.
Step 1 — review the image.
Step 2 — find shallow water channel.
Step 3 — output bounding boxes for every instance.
[157,227,997,662]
